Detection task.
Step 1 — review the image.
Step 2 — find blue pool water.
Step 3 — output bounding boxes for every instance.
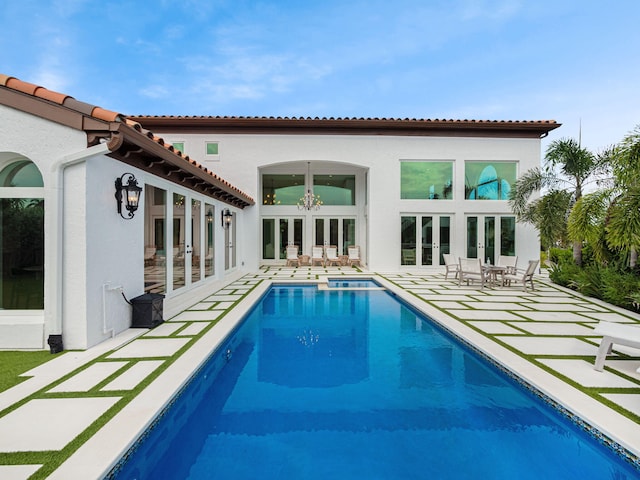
[112,285,639,479]
[327,278,381,288]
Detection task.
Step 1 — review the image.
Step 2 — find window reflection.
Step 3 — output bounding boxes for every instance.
[205,204,215,277]
[0,198,44,309]
[144,186,167,294]
[465,162,516,200]
[313,175,355,205]
[262,174,305,205]
[400,161,453,200]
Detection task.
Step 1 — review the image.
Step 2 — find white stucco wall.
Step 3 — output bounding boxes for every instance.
[159,132,542,271]
[0,104,87,349]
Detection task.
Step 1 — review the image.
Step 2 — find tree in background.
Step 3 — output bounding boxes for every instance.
[509,138,609,265]
[568,125,640,267]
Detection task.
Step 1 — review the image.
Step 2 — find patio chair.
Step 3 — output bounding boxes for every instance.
[458,257,490,290]
[442,253,459,280]
[593,321,640,371]
[285,244,299,267]
[311,245,325,267]
[347,245,361,266]
[325,245,341,266]
[144,246,156,266]
[503,259,539,292]
[497,255,518,274]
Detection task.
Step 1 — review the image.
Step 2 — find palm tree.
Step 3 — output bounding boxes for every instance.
[565,125,640,267]
[509,138,608,266]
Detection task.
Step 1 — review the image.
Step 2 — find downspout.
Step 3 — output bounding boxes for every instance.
[46,142,111,353]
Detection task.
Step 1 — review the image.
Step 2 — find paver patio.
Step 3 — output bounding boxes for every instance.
[0,266,638,479]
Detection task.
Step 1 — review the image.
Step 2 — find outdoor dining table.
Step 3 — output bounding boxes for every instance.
[483,265,507,287]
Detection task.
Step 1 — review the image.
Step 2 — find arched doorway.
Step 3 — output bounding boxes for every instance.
[0,155,44,309]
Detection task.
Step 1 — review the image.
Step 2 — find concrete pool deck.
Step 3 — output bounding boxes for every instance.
[0,267,639,479]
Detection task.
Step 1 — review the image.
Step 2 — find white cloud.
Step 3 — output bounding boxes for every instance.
[139,84,171,99]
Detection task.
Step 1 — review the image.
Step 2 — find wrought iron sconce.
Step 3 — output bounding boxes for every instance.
[221,208,233,229]
[115,173,142,219]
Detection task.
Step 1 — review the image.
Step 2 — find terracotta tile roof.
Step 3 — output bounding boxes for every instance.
[130,115,560,137]
[0,74,254,207]
[134,114,558,125]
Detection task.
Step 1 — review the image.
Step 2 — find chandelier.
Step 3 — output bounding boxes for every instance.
[297,162,322,211]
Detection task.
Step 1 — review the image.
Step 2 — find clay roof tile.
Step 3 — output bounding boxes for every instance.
[6,78,39,96]
[34,87,71,105]
[91,106,121,123]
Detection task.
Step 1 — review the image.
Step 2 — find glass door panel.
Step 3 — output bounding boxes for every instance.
[466,217,478,259]
[191,200,201,283]
[144,186,166,294]
[173,193,185,289]
[263,219,275,259]
[205,204,214,277]
[315,218,324,246]
[439,216,451,265]
[500,217,516,256]
[343,218,356,253]
[484,216,495,264]
[231,213,236,268]
[401,216,416,265]
[421,217,433,266]
[329,218,339,248]
[293,219,303,251]
[279,219,289,260]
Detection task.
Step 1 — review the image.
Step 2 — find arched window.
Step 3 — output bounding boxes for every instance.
[0,158,44,309]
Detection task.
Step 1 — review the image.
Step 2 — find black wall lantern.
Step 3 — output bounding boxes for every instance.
[221,208,233,229]
[115,173,142,219]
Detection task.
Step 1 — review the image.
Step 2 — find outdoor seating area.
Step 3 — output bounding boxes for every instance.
[296,245,362,268]
[454,256,540,291]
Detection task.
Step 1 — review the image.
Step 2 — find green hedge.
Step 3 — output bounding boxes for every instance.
[548,248,640,312]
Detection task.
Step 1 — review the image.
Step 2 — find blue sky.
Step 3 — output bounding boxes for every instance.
[1,0,639,152]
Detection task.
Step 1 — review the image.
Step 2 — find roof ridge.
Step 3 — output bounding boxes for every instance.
[129,114,558,124]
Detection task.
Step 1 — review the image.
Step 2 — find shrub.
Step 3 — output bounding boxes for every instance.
[601,268,640,311]
[571,264,603,299]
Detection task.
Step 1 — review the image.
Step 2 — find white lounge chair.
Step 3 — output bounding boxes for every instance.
[285,244,299,267]
[443,253,459,280]
[325,245,340,266]
[593,321,640,371]
[347,245,361,266]
[458,257,490,290]
[503,259,539,292]
[311,246,325,267]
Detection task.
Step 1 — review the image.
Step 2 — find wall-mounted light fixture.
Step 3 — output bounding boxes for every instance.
[115,173,142,219]
[221,208,233,229]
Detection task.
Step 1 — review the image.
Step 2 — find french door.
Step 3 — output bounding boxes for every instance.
[401,215,452,266]
[262,217,304,262]
[466,215,516,264]
[313,217,356,255]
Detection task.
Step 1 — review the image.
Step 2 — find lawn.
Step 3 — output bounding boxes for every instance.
[0,350,56,393]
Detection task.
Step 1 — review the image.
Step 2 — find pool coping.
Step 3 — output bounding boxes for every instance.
[50,274,640,479]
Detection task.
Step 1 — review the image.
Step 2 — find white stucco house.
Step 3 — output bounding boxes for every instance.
[0,74,559,351]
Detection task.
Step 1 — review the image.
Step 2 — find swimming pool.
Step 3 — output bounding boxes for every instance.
[111,285,639,479]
